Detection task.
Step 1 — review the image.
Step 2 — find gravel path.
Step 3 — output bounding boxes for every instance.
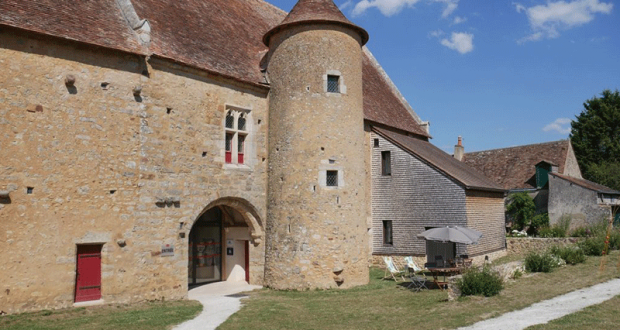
[458,278,620,330]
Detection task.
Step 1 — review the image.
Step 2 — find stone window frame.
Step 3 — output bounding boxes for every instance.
[318,161,345,190]
[323,70,346,95]
[223,105,252,169]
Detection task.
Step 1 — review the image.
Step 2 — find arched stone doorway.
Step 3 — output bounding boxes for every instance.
[188,198,263,287]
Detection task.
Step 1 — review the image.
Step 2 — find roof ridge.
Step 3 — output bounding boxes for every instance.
[465,139,569,154]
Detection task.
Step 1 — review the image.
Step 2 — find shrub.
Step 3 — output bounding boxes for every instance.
[456,266,504,297]
[524,251,560,272]
[506,192,536,231]
[528,213,550,236]
[549,245,586,265]
[578,236,606,256]
[512,268,523,280]
[570,226,589,237]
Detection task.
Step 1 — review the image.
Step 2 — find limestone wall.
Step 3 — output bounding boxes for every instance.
[264,24,368,290]
[506,237,580,255]
[0,30,268,313]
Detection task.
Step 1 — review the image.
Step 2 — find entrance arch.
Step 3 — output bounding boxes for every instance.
[188,197,263,287]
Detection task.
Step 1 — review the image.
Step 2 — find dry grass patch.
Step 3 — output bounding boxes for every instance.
[0,300,202,330]
[221,251,620,330]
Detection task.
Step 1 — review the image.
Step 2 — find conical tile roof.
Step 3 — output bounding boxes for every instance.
[263,0,368,46]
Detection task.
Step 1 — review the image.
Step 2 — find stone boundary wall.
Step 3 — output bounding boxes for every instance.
[507,237,581,255]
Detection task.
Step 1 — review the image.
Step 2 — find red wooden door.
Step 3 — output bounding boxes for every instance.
[75,245,102,302]
[244,241,250,283]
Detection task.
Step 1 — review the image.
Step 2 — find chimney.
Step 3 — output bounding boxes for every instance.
[454,136,464,161]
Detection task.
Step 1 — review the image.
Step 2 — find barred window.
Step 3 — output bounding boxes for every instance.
[224,108,250,165]
[326,170,338,187]
[327,75,340,93]
[238,114,246,131]
[225,111,234,129]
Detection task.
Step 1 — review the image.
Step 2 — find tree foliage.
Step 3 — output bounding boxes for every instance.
[506,192,536,231]
[570,89,620,190]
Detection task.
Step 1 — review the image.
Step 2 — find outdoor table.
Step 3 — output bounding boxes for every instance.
[427,267,461,290]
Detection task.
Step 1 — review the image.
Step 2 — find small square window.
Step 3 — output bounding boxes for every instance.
[374,139,379,147]
[326,170,338,187]
[383,220,393,245]
[327,75,340,93]
[381,151,391,176]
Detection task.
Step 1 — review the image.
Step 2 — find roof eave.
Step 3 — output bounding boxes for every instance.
[263,20,369,46]
[373,127,504,193]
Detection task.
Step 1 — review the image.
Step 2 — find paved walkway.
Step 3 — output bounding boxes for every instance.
[458,278,620,330]
[173,281,262,330]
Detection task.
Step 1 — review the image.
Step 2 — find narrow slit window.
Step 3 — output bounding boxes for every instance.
[326,170,338,187]
[374,139,379,147]
[327,75,340,93]
[383,220,393,245]
[381,151,391,176]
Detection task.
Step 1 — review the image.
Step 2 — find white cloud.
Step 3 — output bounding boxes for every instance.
[351,0,459,17]
[543,118,572,134]
[428,29,445,38]
[352,0,422,16]
[437,0,459,18]
[452,16,467,24]
[516,0,613,43]
[339,0,354,11]
[513,2,526,13]
[440,32,474,54]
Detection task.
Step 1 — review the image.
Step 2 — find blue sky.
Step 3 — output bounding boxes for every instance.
[264,0,620,153]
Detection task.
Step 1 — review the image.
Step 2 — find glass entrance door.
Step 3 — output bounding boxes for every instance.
[189,208,222,286]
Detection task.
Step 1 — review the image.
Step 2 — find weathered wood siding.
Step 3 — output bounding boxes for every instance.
[465,190,506,256]
[371,133,467,256]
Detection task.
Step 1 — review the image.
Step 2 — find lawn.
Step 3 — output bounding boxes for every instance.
[220,251,620,330]
[0,300,202,330]
[527,295,620,330]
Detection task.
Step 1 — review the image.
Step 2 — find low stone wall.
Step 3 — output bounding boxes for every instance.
[507,237,581,255]
[372,248,508,270]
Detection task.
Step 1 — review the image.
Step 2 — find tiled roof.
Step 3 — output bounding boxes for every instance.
[374,127,505,192]
[463,140,570,190]
[263,0,368,46]
[550,173,620,195]
[133,0,284,87]
[0,0,425,135]
[0,0,145,54]
[363,53,430,138]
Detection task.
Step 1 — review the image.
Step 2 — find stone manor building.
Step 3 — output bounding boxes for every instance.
[0,0,506,313]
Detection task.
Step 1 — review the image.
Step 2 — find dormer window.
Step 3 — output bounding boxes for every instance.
[327,75,340,93]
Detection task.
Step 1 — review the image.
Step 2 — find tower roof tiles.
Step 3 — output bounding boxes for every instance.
[263,0,369,46]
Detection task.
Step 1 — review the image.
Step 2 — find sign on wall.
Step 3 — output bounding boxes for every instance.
[161,244,174,257]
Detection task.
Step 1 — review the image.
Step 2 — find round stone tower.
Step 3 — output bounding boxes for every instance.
[263,0,370,289]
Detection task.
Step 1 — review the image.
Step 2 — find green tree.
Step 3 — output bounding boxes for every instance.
[570,89,620,190]
[506,192,536,231]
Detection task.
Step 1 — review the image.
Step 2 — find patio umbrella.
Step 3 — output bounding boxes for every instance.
[417,226,483,245]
